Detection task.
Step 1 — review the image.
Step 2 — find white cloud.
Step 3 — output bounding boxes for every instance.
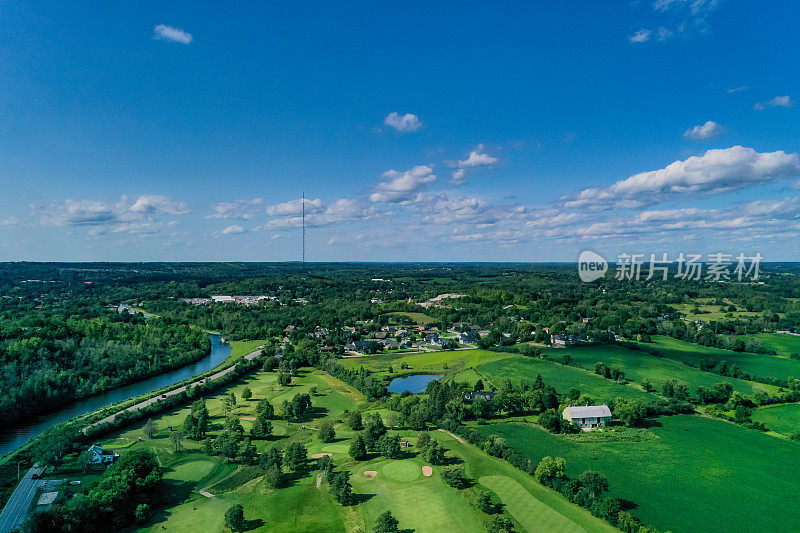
[565,146,800,210]
[727,86,749,93]
[457,145,498,168]
[384,112,423,132]
[208,198,264,219]
[628,29,652,43]
[450,169,466,185]
[370,165,436,203]
[684,120,722,140]
[129,195,189,215]
[153,24,193,44]
[264,198,380,228]
[0,217,19,227]
[754,95,794,111]
[266,197,324,216]
[219,225,246,235]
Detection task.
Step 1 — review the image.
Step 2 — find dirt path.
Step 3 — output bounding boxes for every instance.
[438,428,466,444]
[316,473,323,489]
[199,490,218,500]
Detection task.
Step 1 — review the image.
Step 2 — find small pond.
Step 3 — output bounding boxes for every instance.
[387,374,442,394]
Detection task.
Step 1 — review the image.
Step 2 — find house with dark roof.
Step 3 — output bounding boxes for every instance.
[464,390,496,402]
[562,405,612,430]
[459,331,479,344]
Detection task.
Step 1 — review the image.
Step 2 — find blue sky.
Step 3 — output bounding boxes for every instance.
[1,0,799,261]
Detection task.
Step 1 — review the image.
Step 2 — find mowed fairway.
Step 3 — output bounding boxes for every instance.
[340,349,511,379]
[751,403,800,436]
[737,333,800,358]
[548,344,773,396]
[478,356,656,403]
[642,336,800,381]
[479,476,587,533]
[476,415,800,533]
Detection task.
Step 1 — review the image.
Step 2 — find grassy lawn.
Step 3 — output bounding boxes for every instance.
[546,344,775,396]
[669,300,762,321]
[383,311,438,325]
[751,402,800,436]
[228,339,268,361]
[642,335,800,381]
[339,349,512,383]
[478,356,656,403]
[475,415,800,533]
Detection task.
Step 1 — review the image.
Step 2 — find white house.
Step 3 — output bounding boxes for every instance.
[88,444,119,464]
[562,405,612,430]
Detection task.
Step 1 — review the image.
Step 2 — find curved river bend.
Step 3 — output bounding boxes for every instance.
[0,334,231,458]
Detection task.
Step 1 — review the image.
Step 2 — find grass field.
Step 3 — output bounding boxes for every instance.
[478,356,656,403]
[383,311,438,325]
[476,415,800,533]
[737,333,800,358]
[339,349,512,383]
[751,402,800,436]
[546,344,775,396]
[641,335,800,381]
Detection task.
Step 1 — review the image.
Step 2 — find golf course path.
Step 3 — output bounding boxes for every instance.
[438,428,466,444]
[199,490,218,500]
[316,473,323,488]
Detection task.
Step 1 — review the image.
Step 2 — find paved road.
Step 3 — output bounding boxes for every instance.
[88,347,263,431]
[0,465,45,533]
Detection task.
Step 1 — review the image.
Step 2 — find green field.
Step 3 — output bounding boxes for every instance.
[547,344,775,396]
[641,335,800,381]
[478,356,656,403]
[737,333,800,358]
[751,403,800,436]
[383,311,438,325]
[476,415,800,533]
[340,349,512,383]
[74,362,617,532]
[669,299,763,321]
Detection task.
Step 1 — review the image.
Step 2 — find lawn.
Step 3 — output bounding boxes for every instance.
[478,356,656,403]
[751,402,800,437]
[339,349,512,383]
[475,415,800,533]
[546,344,774,396]
[669,299,762,321]
[383,311,438,325]
[641,335,800,382]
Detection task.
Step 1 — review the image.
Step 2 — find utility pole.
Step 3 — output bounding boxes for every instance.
[302,192,305,263]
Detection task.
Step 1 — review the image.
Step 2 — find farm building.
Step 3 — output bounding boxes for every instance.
[562,405,612,430]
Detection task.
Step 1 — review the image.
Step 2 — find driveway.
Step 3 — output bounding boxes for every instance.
[0,465,46,533]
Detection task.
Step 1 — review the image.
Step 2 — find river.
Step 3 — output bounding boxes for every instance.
[0,334,231,458]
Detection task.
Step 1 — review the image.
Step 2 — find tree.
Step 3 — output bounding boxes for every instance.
[416,431,431,450]
[347,410,363,430]
[329,471,354,505]
[251,414,273,439]
[476,491,497,514]
[285,442,308,471]
[143,418,157,439]
[279,373,292,386]
[425,440,446,465]
[378,434,402,459]
[577,471,608,498]
[76,450,92,475]
[263,463,282,489]
[349,435,368,460]
[538,409,565,433]
[614,398,647,427]
[374,510,400,533]
[170,430,183,452]
[735,404,752,423]
[241,387,252,401]
[238,439,258,465]
[317,454,334,473]
[224,504,245,531]
[259,447,283,471]
[318,420,336,443]
[440,466,467,489]
[256,399,275,419]
[488,514,514,533]
[134,503,150,523]
[534,456,566,485]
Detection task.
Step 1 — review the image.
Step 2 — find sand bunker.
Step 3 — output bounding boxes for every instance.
[239,416,256,421]
[310,452,333,459]
[421,466,433,477]
[363,470,378,478]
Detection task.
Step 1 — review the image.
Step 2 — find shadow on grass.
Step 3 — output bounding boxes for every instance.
[619,498,639,511]
[242,518,265,531]
[351,492,376,505]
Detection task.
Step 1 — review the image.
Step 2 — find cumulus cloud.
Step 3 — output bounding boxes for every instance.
[754,95,794,111]
[628,29,652,43]
[35,195,189,234]
[264,198,380,228]
[727,86,749,94]
[153,24,193,44]
[457,145,498,168]
[219,225,246,235]
[384,112,423,132]
[208,198,264,219]
[266,197,324,216]
[450,169,466,185]
[370,165,436,203]
[684,120,722,140]
[565,146,800,210]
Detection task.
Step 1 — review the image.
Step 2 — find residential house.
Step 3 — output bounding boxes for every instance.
[464,390,496,401]
[562,405,612,430]
[459,331,479,344]
[88,444,119,464]
[551,334,579,346]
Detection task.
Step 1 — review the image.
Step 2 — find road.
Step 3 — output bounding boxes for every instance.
[0,465,45,533]
[88,347,263,431]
